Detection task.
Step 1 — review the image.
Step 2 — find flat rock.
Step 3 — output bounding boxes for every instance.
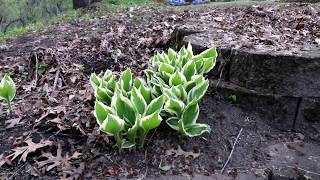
[181,32,320,97]
[266,142,320,180]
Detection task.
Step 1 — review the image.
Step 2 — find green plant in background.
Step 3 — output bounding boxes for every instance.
[90,44,217,150]
[0,74,16,112]
[146,43,217,137]
[91,69,165,150]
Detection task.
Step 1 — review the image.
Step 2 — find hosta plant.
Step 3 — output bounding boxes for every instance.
[0,74,16,112]
[92,69,165,150]
[90,44,217,149]
[146,43,217,137]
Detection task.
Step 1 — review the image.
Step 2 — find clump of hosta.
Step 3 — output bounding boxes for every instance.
[90,44,217,149]
[0,74,16,112]
[146,43,217,137]
[91,69,165,150]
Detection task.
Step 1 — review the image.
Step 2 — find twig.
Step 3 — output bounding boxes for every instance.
[221,128,243,174]
[52,68,60,91]
[34,52,39,86]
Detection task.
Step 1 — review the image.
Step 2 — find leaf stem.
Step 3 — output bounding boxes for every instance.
[114,133,122,151]
[6,99,12,114]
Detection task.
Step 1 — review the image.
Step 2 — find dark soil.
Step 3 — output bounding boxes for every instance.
[0,2,319,179]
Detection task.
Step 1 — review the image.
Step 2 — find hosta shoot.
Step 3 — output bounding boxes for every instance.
[0,74,16,112]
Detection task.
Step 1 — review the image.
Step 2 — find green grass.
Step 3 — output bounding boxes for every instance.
[0,0,154,43]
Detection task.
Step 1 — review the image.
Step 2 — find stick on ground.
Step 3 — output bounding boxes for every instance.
[221,128,243,174]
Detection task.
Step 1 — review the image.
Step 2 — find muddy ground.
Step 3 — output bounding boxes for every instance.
[0,2,319,179]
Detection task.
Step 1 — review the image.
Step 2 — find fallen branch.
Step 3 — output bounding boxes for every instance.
[221,128,243,174]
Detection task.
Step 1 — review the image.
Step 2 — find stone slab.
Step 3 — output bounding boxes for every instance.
[182,33,320,97]
[209,80,299,131]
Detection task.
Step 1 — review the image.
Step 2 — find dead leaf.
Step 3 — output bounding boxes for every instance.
[7,138,53,162]
[0,154,5,167]
[5,117,23,129]
[36,144,69,171]
[61,162,85,180]
[165,145,200,159]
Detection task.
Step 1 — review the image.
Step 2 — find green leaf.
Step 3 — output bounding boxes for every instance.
[102,70,113,81]
[120,68,132,92]
[106,75,116,91]
[122,140,136,149]
[181,100,199,127]
[182,60,196,81]
[131,87,147,114]
[94,101,113,125]
[159,165,171,171]
[133,77,145,89]
[159,63,175,74]
[145,95,165,116]
[166,117,179,131]
[186,42,193,59]
[100,114,125,135]
[202,57,216,73]
[192,55,204,74]
[164,98,185,117]
[139,84,152,104]
[169,71,187,86]
[90,73,100,90]
[172,85,187,101]
[187,80,209,103]
[140,112,162,133]
[127,115,140,144]
[185,123,211,137]
[96,87,113,104]
[112,93,137,126]
[168,48,177,63]
[0,74,16,102]
[200,47,217,59]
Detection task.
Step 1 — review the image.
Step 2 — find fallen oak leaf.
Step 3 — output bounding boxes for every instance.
[165,145,200,159]
[5,117,23,129]
[7,138,53,163]
[36,144,68,171]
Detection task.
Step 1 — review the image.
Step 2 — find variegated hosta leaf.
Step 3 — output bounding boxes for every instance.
[100,114,125,136]
[161,71,172,84]
[199,47,217,59]
[145,95,165,116]
[96,87,113,105]
[112,93,137,126]
[90,73,101,90]
[166,117,179,131]
[105,75,116,91]
[185,123,211,137]
[120,68,132,92]
[202,57,216,74]
[171,85,187,101]
[192,55,204,74]
[140,112,162,134]
[182,60,196,81]
[181,100,199,127]
[187,80,209,103]
[131,87,147,114]
[164,98,185,117]
[0,74,16,102]
[127,114,141,144]
[159,63,175,75]
[139,84,152,104]
[168,48,177,63]
[133,77,145,89]
[94,101,113,125]
[169,71,187,86]
[102,70,113,81]
[186,42,193,59]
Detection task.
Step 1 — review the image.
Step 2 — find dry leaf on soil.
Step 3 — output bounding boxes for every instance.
[165,145,200,159]
[37,144,82,172]
[7,138,53,162]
